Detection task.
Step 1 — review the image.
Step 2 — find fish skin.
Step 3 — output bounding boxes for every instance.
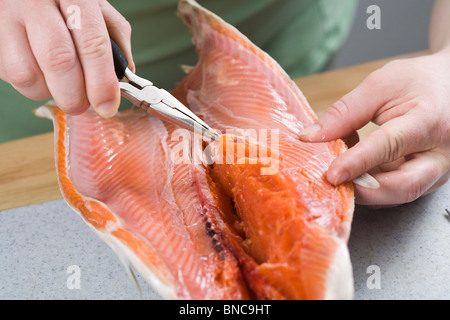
[36,0,355,300]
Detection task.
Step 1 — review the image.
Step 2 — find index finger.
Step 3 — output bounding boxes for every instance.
[299,69,390,142]
[60,0,120,117]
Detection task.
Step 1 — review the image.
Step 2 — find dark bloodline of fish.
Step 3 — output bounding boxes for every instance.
[205,220,223,252]
[188,165,227,254]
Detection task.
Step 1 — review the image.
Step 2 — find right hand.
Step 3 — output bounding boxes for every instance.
[0,0,134,117]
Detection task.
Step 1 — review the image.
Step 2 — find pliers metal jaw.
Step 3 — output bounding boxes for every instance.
[110,36,219,142]
[119,68,219,142]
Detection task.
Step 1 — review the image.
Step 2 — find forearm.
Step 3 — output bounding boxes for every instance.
[429,0,450,53]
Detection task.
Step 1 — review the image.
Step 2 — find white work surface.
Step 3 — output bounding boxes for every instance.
[1,182,449,300]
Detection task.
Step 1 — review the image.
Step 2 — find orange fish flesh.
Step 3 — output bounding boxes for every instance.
[36,0,354,300]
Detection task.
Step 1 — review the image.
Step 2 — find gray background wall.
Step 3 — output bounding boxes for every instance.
[327,0,434,70]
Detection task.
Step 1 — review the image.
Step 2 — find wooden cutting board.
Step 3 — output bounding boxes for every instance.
[0,52,425,211]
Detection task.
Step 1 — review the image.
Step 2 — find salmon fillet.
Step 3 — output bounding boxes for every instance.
[36,0,354,300]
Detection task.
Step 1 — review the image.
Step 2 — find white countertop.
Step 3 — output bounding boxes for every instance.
[1,181,449,300]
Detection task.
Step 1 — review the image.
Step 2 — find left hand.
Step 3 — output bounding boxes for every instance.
[299,51,450,208]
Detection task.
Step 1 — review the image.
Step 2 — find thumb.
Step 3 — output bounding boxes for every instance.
[299,71,389,142]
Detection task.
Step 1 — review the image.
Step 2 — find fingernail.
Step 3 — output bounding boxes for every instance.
[353,173,380,189]
[299,123,321,136]
[95,101,117,118]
